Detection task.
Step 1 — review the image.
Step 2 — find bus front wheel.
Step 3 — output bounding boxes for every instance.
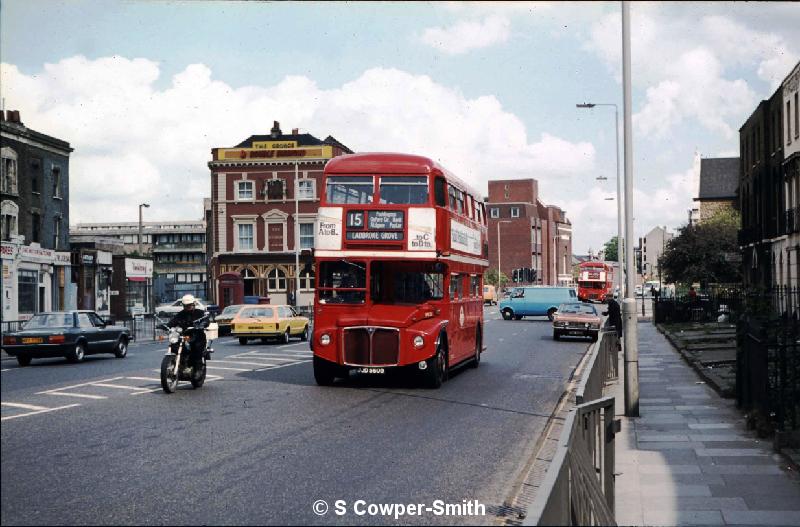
[313,356,340,386]
[425,347,448,389]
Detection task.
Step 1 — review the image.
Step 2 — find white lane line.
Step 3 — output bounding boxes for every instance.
[277,343,309,349]
[36,377,124,394]
[130,376,224,395]
[91,383,150,392]
[212,359,284,367]
[243,351,312,358]
[2,402,50,411]
[1,403,81,421]
[254,359,311,372]
[206,365,252,371]
[226,355,297,363]
[125,377,161,382]
[43,392,107,400]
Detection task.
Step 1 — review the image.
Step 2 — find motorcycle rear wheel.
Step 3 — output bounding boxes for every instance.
[160,355,178,393]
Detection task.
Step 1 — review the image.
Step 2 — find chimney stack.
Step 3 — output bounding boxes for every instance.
[292,128,299,135]
[270,121,282,138]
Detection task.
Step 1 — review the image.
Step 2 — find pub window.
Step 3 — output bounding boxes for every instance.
[300,268,315,290]
[268,267,287,291]
[299,222,314,249]
[237,223,254,250]
[18,270,38,314]
[237,180,254,200]
[297,179,315,200]
[266,179,285,200]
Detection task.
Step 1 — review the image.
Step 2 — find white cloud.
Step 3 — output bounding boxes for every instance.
[419,15,511,55]
[0,57,595,229]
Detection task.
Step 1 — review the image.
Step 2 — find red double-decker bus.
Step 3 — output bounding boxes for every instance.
[312,153,488,388]
[577,261,614,302]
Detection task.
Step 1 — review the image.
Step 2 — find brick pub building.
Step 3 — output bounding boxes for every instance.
[208,122,352,308]
[486,179,573,286]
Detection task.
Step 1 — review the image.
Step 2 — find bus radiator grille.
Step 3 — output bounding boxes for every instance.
[343,327,399,366]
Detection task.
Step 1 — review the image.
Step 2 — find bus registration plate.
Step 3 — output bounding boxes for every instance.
[357,367,385,375]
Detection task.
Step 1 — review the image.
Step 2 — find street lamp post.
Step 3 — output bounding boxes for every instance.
[138,203,150,255]
[576,102,623,296]
[497,220,511,289]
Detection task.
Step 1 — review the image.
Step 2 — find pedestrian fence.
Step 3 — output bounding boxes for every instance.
[524,329,621,526]
[737,317,800,435]
[654,286,799,325]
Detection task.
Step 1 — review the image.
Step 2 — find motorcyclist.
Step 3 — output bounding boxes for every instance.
[167,294,208,376]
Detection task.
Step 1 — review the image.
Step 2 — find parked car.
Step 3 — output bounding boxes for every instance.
[231,304,310,345]
[155,298,209,319]
[483,285,498,305]
[215,304,247,336]
[1,311,131,366]
[499,286,577,321]
[552,303,602,341]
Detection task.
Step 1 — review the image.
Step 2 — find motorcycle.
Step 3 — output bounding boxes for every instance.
[157,314,214,393]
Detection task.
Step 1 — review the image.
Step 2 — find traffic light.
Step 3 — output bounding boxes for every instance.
[512,269,519,283]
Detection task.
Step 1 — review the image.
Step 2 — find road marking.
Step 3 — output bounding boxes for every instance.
[227,354,297,363]
[36,377,124,394]
[255,359,312,371]
[125,376,161,382]
[42,392,108,400]
[211,359,285,367]
[91,382,151,392]
[130,375,224,395]
[2,402,50,411]
[1,403,81,421]
[206,365,252,371]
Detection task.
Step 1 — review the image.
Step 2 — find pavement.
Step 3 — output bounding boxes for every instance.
[613,322,800,526]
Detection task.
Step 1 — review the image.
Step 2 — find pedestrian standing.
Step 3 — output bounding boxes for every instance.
[603,292,623,341]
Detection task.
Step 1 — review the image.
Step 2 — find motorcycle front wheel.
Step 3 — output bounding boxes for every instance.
[160,355,178,393]
[190,362,206,389]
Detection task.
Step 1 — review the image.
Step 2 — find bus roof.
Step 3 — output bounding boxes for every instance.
[325,152,482,199]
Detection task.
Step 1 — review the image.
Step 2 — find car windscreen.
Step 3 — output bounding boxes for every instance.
[379,176,429,204]
[23,313,74,329]
[221,305,243,315]
[240,308,274,318]
[326,176,374,204]
[559,304,597,315]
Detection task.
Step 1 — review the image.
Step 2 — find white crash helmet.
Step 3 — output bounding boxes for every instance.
[181,294,196,306]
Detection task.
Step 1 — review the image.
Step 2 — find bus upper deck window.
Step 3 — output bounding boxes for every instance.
[379,176,429,204]
[434,177,446,207]
[326,176,374,204]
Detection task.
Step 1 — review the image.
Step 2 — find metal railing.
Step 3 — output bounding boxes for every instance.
[1,320,25,334]
[576,330,620,404]
[525,396,617,526]
[525,327,620,525]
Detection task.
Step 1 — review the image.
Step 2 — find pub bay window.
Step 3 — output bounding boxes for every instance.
[268,268,287,291]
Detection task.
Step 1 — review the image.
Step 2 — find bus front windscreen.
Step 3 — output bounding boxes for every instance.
[370,261,444,304]
[379,176,429,204]
[318,260,367,304]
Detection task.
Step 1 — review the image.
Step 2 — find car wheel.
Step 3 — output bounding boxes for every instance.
[424,346,448,389]
[283,329,290,344]
[238,337,248,345]
[300,325,309,341]
[501,309,513,320]
[16,355,32,367]
[547,308,557,322]
[553,330,560,341]
[114,337,128,358]
[67,342,86,363]
[590,332,598,342]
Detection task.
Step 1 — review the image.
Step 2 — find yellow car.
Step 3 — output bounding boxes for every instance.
[231,305,310,345]
[483,285,498,305]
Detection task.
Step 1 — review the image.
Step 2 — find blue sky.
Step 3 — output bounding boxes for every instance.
[2,1,798,254]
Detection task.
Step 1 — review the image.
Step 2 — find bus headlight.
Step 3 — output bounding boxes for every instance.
[320,334,331,346]
[413,335,424,349]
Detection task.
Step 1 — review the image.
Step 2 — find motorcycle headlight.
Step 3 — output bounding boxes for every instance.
[413,335,424,349]
[320,334,331,346]
[169,330,180,344]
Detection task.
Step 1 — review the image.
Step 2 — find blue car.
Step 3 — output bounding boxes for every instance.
[499,286,577,321]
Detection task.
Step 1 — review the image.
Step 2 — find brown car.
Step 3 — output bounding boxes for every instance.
[552,302,601,341]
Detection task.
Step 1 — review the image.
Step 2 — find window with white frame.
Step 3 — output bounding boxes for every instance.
[490,207,499,219]
[511,207,520,218]
[299,222,314,249]
[1,147,18,195]
[267,267,287,291]
[297,179,315,200]
[52,165,62,198]
[237,180,254,200]
[300,268,315,290]
[238,223,254,250]
[1,200,18,241]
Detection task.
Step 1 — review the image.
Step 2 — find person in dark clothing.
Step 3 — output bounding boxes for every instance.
[167,294,208,372]
[602,292,623,339]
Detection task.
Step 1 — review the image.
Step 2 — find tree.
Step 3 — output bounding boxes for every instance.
[603,236,619,262]
[485,268,509,289]
[658,208,742,286]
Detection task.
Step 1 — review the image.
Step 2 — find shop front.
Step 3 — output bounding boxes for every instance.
[111,256,154,319]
